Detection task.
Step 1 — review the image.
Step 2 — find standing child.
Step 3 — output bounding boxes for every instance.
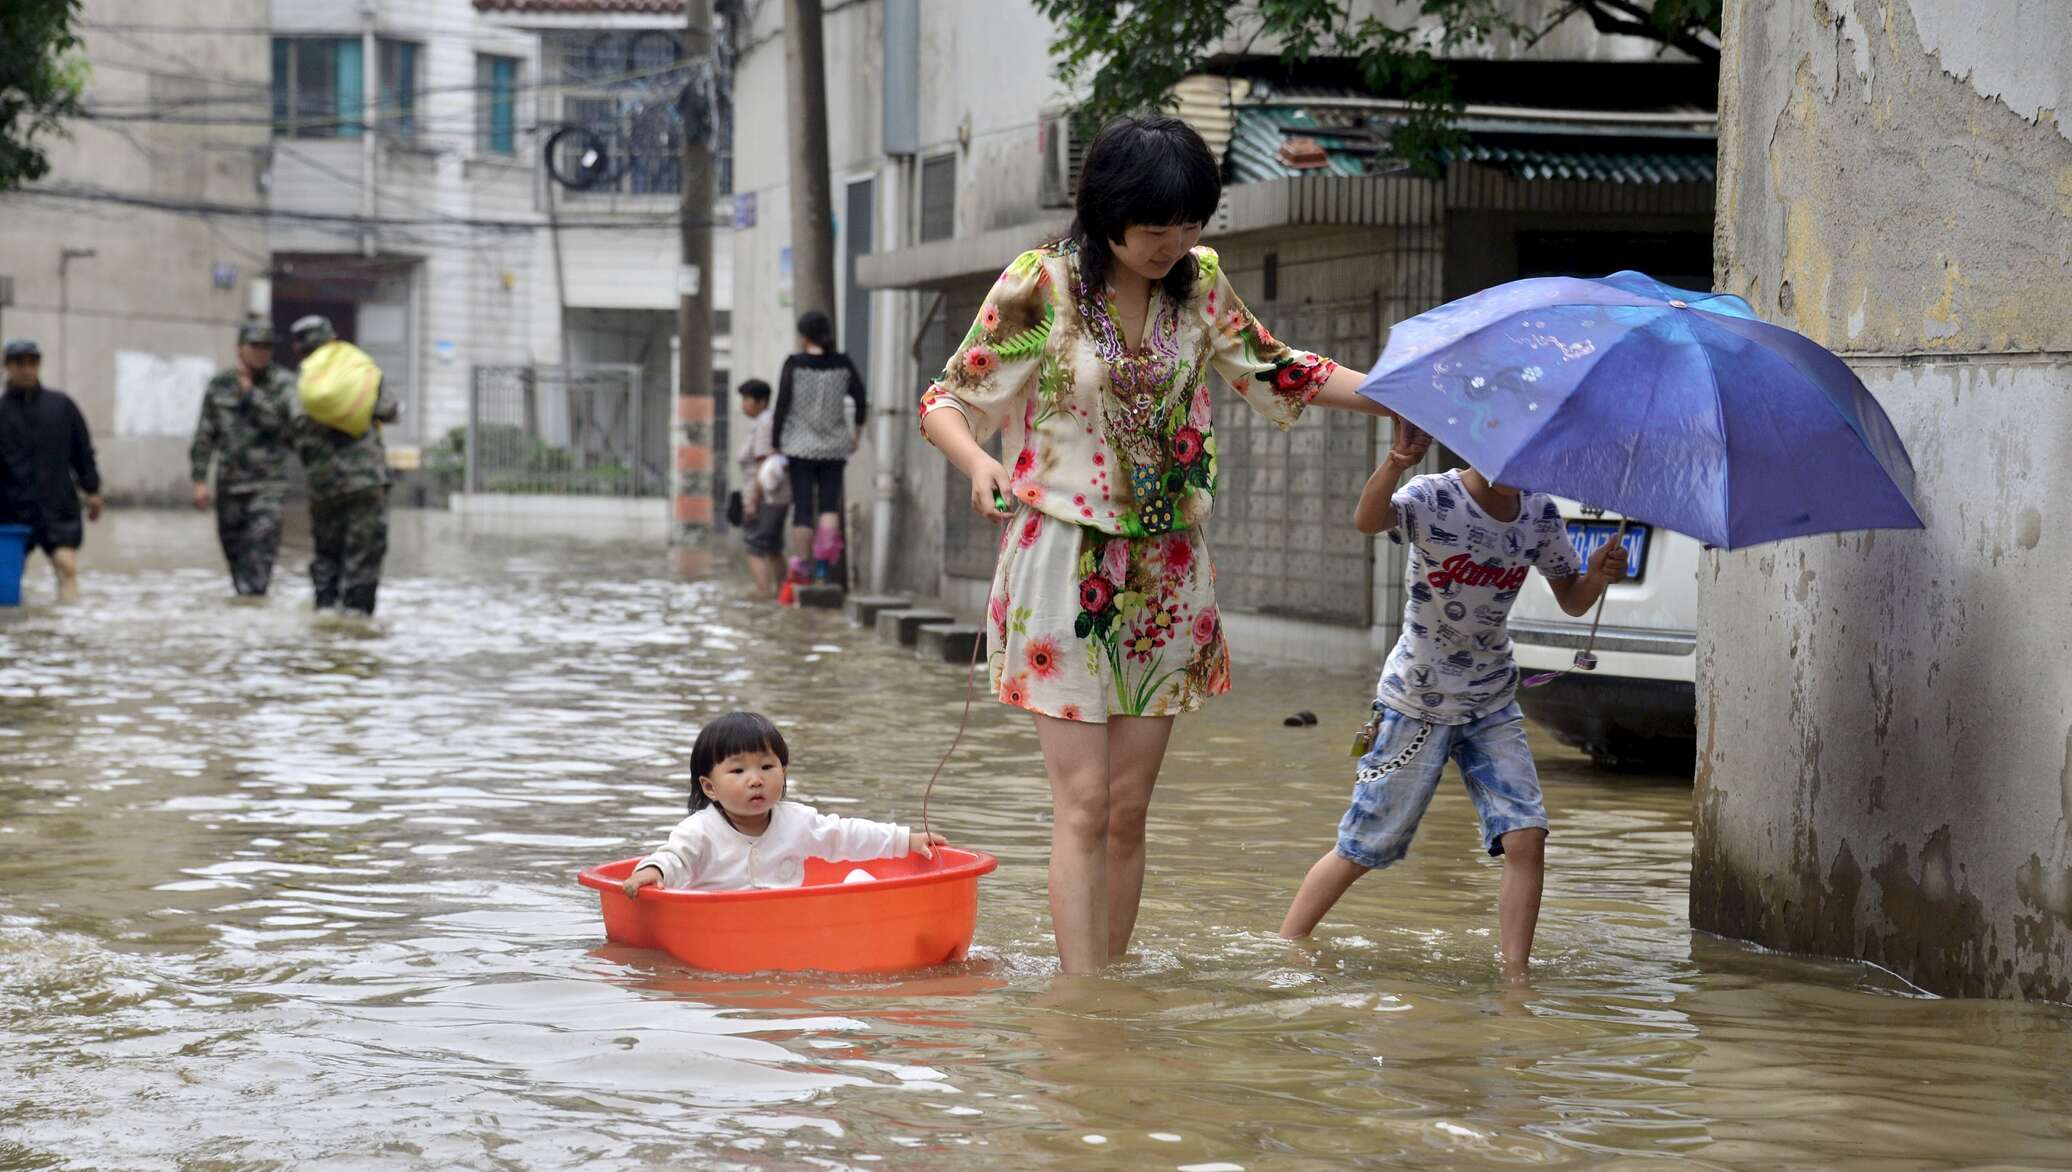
[621,711,945,895]
[733,380,789,598]
[1278,420,1627,981]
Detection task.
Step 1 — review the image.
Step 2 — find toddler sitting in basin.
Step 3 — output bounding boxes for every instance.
[620,710,945,895]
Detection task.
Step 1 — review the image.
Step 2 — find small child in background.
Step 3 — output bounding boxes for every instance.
[734,380,790,599]
[621,711,945,895]
[1278,420,1626,981]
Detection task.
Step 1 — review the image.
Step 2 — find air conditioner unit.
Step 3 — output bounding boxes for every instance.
[1037,108,1085,209]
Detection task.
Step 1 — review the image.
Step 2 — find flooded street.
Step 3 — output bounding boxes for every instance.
[4,510,2071,1170]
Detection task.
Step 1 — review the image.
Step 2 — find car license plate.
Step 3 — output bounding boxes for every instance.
[1566,520,1648,581]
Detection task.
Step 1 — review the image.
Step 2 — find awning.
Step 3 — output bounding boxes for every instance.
[1227,82,1716,187]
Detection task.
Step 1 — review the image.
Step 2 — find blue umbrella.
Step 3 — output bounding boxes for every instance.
[1358,271,1924,549]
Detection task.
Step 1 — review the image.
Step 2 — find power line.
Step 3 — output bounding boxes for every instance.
[6,184,726,232]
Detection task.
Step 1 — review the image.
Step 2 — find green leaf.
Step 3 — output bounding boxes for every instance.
[0,0,87,191]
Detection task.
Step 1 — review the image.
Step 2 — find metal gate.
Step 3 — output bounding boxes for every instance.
[466,364,660,496]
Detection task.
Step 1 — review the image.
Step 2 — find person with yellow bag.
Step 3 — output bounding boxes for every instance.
[289,315,399,616]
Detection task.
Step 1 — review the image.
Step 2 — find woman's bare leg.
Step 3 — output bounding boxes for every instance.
[1102,715,1174,960]
[1034,713,1113,975]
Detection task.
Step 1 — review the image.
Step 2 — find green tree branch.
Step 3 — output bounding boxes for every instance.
[0,0,87,191]
[1033,0,1719,179]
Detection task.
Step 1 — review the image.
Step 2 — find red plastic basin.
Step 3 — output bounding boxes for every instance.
[577,848,998,974]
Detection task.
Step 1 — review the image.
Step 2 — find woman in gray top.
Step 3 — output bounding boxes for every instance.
[771,311,866,582]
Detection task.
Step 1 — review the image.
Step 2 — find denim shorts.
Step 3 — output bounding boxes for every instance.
[1335,700,1548,869]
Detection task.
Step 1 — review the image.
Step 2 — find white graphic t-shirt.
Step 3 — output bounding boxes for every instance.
[1379,470,1582,725]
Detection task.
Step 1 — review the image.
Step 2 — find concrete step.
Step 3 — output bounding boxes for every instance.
[846,594,913,627]
[876,608,953,646]
[915,623,984,664]
[793,584,847,609]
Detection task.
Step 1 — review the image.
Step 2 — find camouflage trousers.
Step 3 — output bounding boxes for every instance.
[309,486,389,615]
[215,490,285,596]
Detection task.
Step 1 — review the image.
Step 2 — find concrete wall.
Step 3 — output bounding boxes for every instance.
[1696,0,2072,999]
[0,0,275,505]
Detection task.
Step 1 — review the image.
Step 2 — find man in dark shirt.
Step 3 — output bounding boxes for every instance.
[1,339,103,603]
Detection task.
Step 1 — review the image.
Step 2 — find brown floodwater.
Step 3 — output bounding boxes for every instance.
[3,509,2070,1170]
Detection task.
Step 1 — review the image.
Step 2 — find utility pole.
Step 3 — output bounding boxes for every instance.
[672,0,718,545]
[784,0,836,324]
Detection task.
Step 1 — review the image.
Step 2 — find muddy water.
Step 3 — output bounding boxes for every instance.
[2,510,2069,1170]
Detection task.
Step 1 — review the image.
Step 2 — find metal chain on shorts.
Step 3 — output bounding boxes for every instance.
[1356,720,1431,784]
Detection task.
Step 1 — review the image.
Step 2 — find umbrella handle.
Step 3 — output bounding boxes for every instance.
[1573,516,1629,672]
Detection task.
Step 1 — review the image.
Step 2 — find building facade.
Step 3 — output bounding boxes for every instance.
[268,0,728,490]
[0,0,275,504]
[732,0,1714,664]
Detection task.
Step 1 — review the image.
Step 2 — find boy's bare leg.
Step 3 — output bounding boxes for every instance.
[1497,827,1547,982]
[51,547,81,603]
[1279,851,1371,938]
[747,550,778,596]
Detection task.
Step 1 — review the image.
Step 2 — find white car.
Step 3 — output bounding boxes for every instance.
[1509,498,1697,770]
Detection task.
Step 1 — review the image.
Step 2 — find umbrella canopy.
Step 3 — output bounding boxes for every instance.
[1359,271,1923,549]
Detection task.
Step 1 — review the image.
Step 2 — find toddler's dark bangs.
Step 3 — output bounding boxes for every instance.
[690,712,790,780]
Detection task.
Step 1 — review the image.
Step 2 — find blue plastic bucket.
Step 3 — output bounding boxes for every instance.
[0,524,29,607]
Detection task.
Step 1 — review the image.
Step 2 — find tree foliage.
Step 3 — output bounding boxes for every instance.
[0,0,87,191]
[1033,0,1721,177]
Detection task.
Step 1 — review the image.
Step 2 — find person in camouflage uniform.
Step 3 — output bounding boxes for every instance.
[289,315,399,616]
[189,322,298,596]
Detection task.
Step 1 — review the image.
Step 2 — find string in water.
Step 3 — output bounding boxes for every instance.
[919,491,1009,847]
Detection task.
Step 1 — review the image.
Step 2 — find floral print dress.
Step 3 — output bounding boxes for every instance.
[920,244,1338,722]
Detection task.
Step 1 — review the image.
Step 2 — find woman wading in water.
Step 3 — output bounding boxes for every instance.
[919,115,1396,973]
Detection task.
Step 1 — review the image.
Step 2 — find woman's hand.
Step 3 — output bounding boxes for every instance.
[968,456,1013,521]
[908,831,949,859]
[621,864,663,898]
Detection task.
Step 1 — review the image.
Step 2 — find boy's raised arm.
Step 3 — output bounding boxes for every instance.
[1544,543,1631,616]
[1353,418,1433,535]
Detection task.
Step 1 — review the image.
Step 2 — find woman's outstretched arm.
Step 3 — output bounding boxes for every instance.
[1309,364,1393,417]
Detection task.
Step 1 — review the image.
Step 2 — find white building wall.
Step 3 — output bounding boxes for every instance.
[269,0,564,447]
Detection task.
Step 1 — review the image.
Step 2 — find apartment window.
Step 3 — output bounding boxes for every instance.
[378,40,420,141]
[478,55,518,155]
[919,153,955,242]
[270,37,417,140]
[271,37,363,139]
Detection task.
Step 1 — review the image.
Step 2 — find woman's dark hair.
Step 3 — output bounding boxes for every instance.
[688,711,789,813]
[736,378,772,403]
[1068,114,1222,301]
[796,310,836,351]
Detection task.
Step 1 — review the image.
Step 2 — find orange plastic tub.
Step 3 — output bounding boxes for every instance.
[577,848,998,974]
